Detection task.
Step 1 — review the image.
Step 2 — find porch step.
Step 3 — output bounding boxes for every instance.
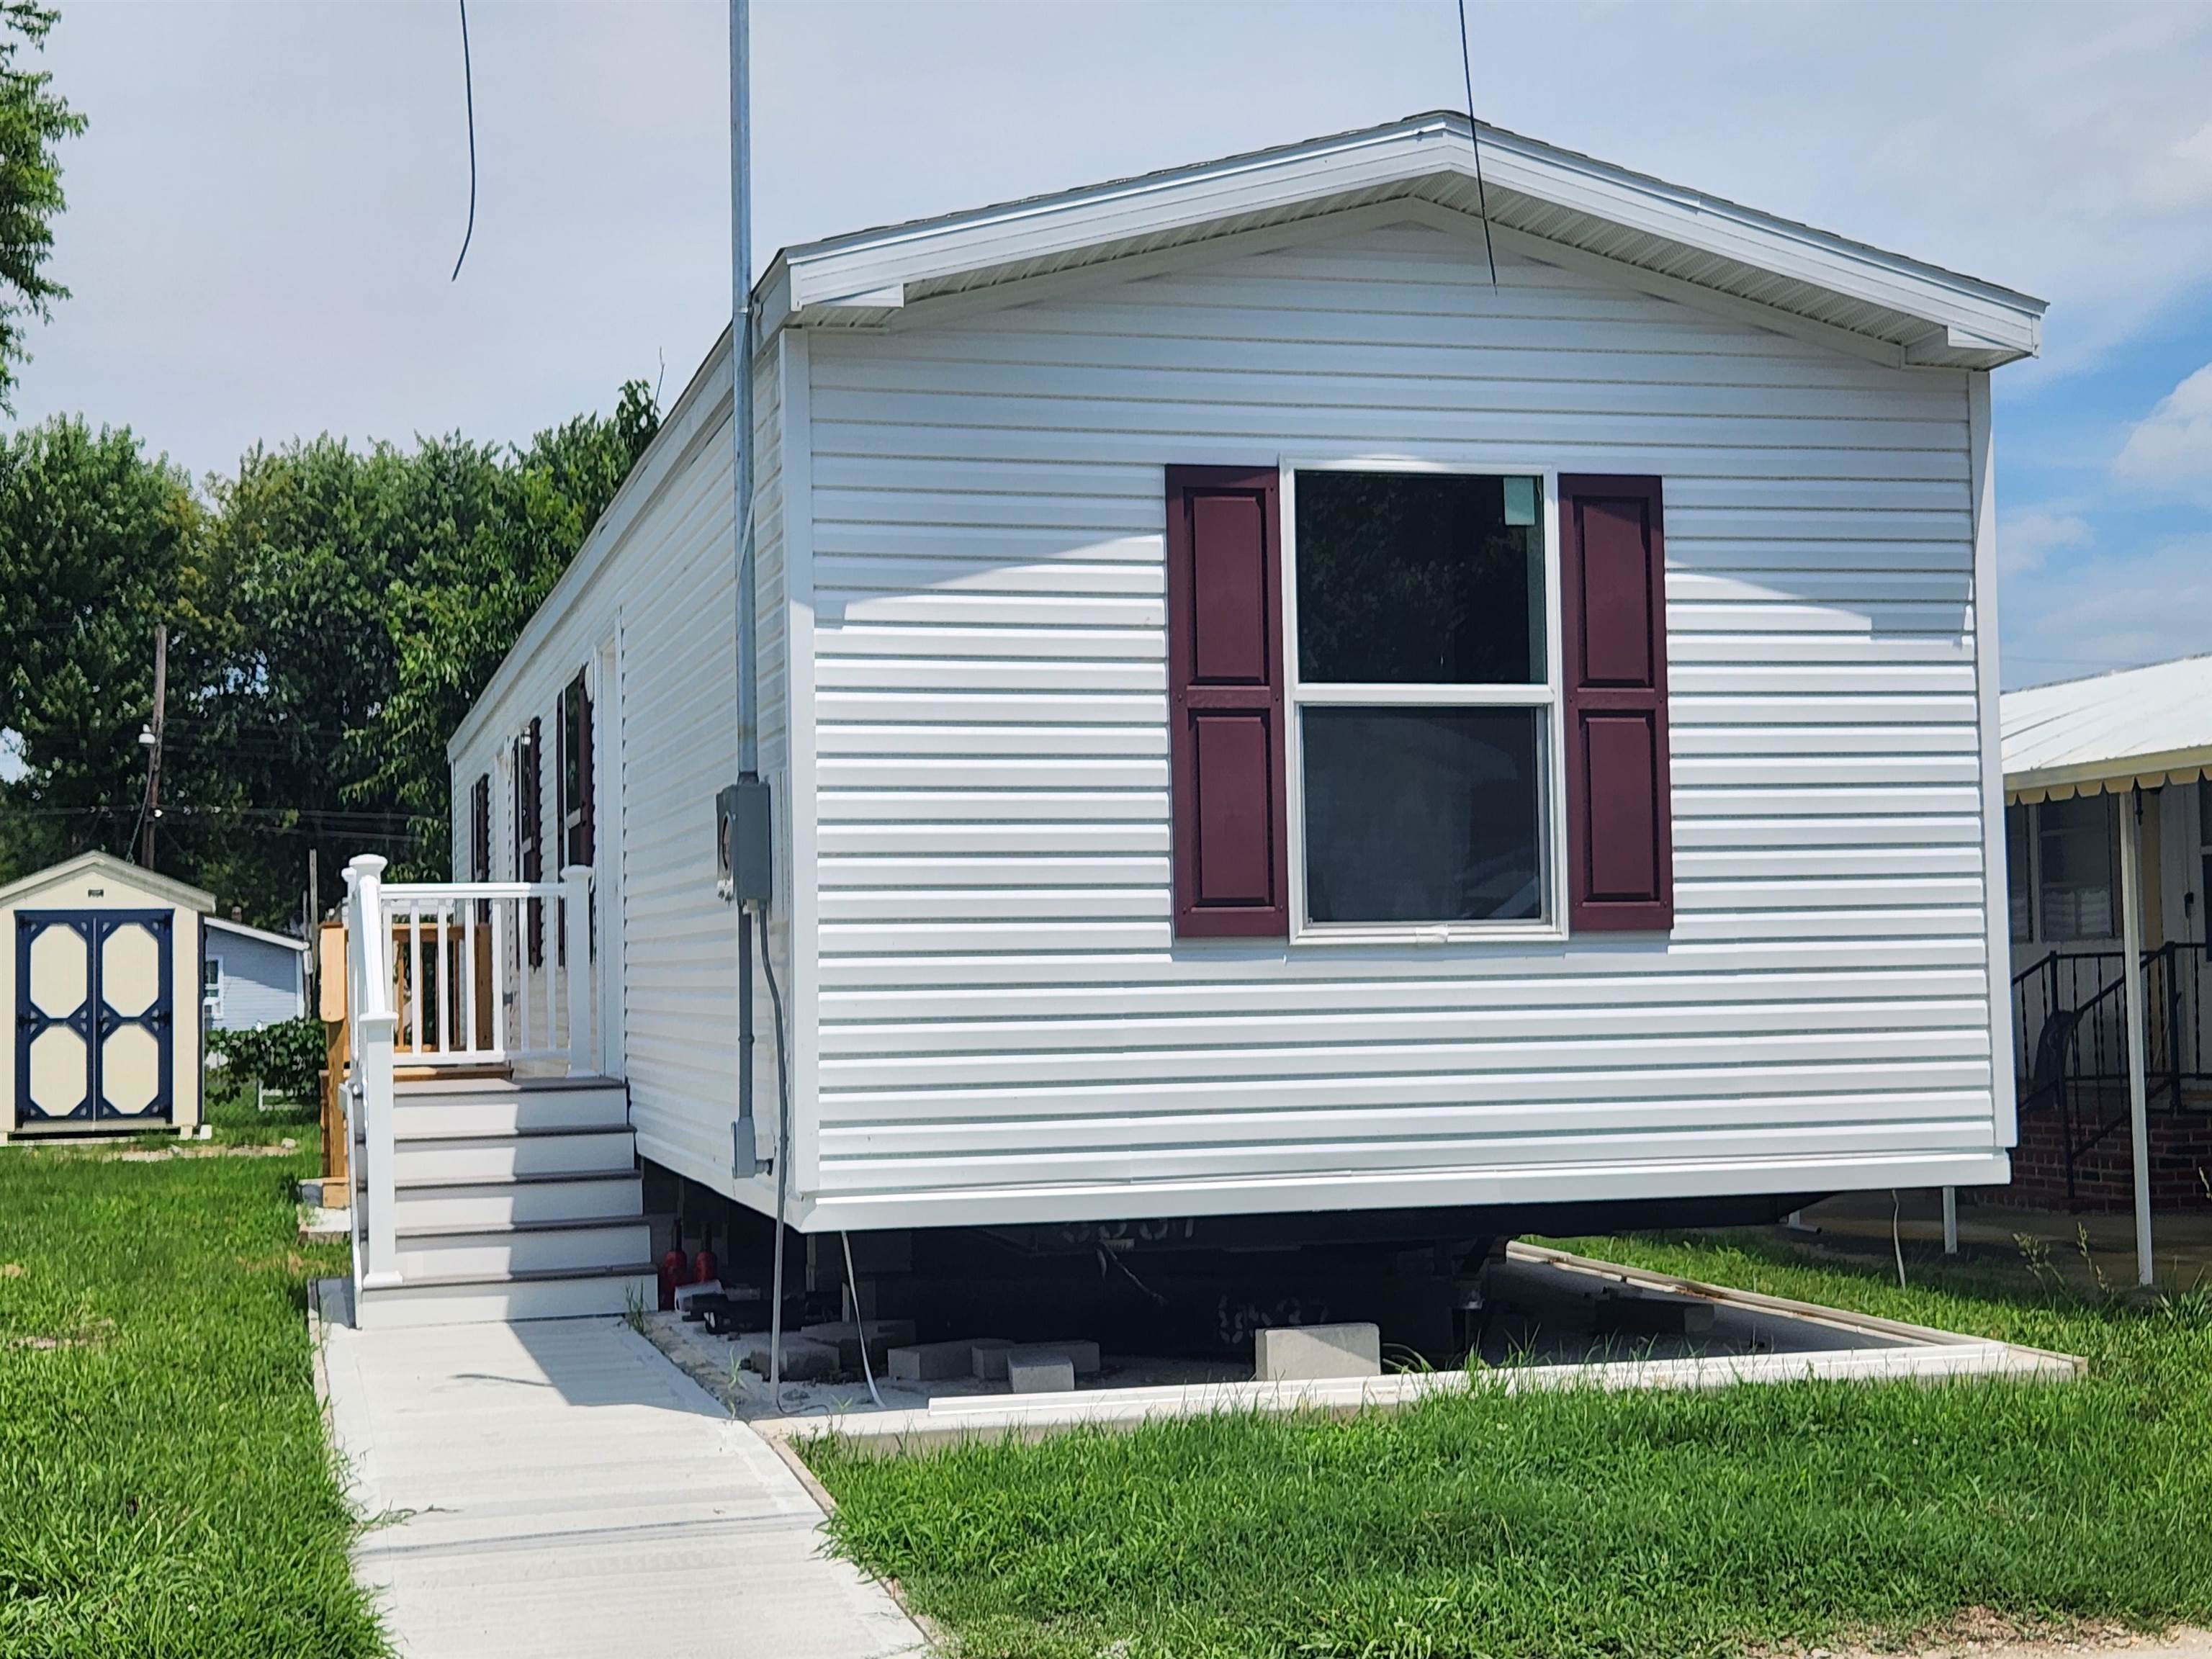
[349,1072,649,1326]
[392,1219,653,1282]
[387,1128,637,1184]
[354,1266,658,1331]
[389,1084,629,1139]
[373,1169,644,1231]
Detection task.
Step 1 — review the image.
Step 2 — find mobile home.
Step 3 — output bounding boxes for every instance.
[341,114,2045,1326]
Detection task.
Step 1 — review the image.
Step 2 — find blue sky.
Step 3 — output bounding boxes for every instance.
[13,0,2212,696]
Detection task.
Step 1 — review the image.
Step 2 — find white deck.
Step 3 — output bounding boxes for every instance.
[318,1286,927,1659]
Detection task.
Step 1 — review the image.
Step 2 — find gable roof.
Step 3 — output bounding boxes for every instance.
[761,110,2045,369]
[2003,656,2212,803]
[0,851,215,913]
[204,914,310,953]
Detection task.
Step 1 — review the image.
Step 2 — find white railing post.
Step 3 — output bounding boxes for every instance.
[348,855,403,1291]
[561,866,594,1077]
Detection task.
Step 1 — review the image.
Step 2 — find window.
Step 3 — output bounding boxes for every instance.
[203,957,224,1022]
[559,670,593,870]
[2006,804,2033,943]
[517,720,543,966]
[1291,469,1550,929]
[469,773,492,884]
[2036,793,2116,940]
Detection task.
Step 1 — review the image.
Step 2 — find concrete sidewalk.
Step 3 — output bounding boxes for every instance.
[317,1285,929,1659]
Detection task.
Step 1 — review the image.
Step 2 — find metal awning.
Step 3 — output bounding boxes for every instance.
[2002,655,2212,803]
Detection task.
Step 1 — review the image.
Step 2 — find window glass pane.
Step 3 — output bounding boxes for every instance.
[2006,804,2033,943]
[1296,472,1543,685]
[2037,794,2113,940]
[1303,707,1542,924]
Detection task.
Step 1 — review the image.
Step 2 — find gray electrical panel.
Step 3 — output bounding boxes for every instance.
[714,778,773,905]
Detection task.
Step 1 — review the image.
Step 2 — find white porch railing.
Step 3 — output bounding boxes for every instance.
[339,854,597,1295]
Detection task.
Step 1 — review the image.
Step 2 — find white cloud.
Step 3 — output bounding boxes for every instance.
[1999,508,2092,576]
[2113,363,2212,495]
[2141,120,2212,209]
[2002,534,2212,688]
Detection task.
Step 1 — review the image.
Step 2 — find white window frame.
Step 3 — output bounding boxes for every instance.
[203,955,225,1021]
[1280,458,1569,946]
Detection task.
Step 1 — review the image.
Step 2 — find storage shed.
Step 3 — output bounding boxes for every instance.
[1,851,210,1139]
[437,112,2045,1248]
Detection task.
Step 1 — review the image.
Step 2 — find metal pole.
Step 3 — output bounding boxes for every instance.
[140,623,167,868]
[1941,1187,1958,1255]
[2118,786,2154,1287]
[729,0,778,1391]
[731,0,757,781]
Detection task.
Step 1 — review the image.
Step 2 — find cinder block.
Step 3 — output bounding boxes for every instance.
[801,1318,917,1372]
[732,1333,840,1382]
[976,1338,1099,1380]
[1003,1351,1076,1394]
[889,1338,989,1382]
[1254,1322,1382,1382]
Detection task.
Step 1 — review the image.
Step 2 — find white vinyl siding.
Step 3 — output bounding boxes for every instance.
[799,215,1998,1226]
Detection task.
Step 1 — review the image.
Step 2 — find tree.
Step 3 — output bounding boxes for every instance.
[0,1,84,409]
[0,417,199,878]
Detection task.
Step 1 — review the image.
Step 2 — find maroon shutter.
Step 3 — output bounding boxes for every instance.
[1560,475,1673,931]
[1165,465,1288,937]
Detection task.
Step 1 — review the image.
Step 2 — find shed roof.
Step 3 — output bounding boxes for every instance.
[2001,656,2212,802]
[0,851,215,913]
[762,110,2046,369]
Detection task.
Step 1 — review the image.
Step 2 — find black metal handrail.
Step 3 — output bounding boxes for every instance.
[2011,940,2208,1203]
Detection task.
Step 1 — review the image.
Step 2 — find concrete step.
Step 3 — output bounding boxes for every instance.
[372,1170,644,1231]
[392,1219,652,1281]
[387,1128,636,1184]
[354,1267,657,1330]
[389,1084,629,1140]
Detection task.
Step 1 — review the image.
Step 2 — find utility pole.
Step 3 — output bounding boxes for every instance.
[138,623,168,869]
[305,847,320,997]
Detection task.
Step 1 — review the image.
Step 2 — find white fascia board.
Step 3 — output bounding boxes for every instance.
[447,328,737,762]
[774,112,2044,361]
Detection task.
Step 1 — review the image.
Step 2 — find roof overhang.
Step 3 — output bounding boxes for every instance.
[204,914,310,952]
[2002,656,2212,804]
[760,111,2045,370]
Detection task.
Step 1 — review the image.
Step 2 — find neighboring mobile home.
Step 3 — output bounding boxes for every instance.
[2002,655,2212,1220]
[341,113,2049,1324]
[202,914,309,1032]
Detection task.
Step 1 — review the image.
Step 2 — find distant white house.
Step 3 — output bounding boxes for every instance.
[202,914,307,1031]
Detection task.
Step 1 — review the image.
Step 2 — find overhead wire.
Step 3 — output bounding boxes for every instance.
[450,0,478,282]
[1455,0,1499,291]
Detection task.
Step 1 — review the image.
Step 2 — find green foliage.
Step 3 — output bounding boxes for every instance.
[0,418,202,873]
[0,381,660,920]
[805,1233,2212,1659]
[0,1140,382,1656]
[0,2,81,409]
[206,1016,325,1103]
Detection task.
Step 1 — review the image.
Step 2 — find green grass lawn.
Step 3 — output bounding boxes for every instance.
[805,1231,2212,1659]
[0,1086,383,1658]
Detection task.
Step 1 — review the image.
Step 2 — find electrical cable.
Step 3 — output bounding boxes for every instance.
[1455,0,1499,291]
[451,0,477,282]
[841,1231,885,1408]
[758,903,794,1394]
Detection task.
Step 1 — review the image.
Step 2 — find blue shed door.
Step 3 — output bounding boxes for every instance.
[14,909,176,1123]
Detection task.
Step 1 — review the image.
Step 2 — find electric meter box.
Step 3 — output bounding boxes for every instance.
[714,778,773,905]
